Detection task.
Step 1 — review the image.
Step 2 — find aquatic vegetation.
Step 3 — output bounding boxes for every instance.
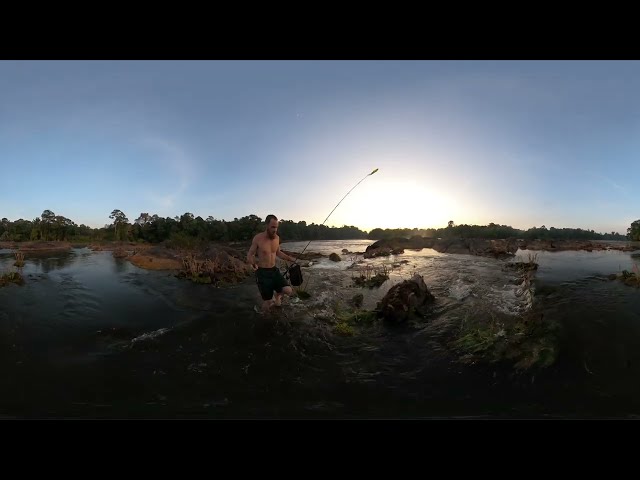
[0,271,25,287]
[190,275,212,284]
[609,263,640,288]
[328,301,380,338]
[504,259,538,273]
[13,251,24,267]
[451,304,559,370]
[334,321,355,336]
[351,264,390,288]
[622,273,640,287]
[350,293,363,308]
[180,252,221,285]
[353,273,389,288]
[323,302,379,336]
[346,253,364,267]
[296,289,311,299]
[335,307,377,325]
[176,249,252,286]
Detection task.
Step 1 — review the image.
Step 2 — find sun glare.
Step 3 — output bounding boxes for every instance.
[326,178,454,231]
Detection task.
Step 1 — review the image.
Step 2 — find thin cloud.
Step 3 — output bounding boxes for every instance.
[589,172,630,198]
[140,136,193,208]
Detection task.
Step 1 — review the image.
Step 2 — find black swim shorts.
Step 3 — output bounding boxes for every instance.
[255,266,289,300]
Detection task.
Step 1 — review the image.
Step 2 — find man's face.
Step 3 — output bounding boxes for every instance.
[266,219,278,239]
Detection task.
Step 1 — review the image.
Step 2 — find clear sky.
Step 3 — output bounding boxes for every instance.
[1,60,638,234]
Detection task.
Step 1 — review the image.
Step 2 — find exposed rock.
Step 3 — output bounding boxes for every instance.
[365,237,517,258]
[112,248,128,258]
[365,237,640,257]
[128,253,182,271]
[376,274,435,323]
[517,239,638,252]
[364,246,393,258]
[281,250,324,260]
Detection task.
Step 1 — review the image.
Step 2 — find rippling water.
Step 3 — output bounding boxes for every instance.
[1,241,639,418]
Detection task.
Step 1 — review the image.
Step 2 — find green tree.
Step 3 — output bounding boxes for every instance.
[135,213,152,226]
[109,209,129,241]
[30,217,42,240]
[41,209,56,240]
[628,220,640,241]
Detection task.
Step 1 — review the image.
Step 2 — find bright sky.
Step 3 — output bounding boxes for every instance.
[1,60,638,234]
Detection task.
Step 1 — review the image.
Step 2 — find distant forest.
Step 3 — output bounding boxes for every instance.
[0,211,636,246]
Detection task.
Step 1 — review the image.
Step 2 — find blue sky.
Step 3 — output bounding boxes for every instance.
[1,60,638,234]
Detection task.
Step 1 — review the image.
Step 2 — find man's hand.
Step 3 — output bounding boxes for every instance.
[251,263,258,271]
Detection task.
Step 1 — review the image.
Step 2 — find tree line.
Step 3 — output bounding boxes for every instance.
[0,210,637,244]
[369,222,631,241]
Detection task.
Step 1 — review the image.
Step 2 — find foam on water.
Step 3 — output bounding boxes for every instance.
[448,279,473,300]
[130,327,171,344]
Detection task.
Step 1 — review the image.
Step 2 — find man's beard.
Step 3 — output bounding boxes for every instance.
[267,231,276,239]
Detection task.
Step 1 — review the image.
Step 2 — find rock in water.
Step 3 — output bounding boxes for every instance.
[376,274,435,323]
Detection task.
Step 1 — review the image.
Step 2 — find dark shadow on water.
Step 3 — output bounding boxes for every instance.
[112,258,129,274]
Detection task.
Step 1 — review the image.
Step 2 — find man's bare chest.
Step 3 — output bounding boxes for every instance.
[258,239,278,255]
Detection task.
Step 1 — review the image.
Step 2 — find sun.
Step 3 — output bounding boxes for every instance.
[325,178,455,231]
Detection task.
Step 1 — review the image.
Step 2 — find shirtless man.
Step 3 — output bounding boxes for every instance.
[247,214,297,313]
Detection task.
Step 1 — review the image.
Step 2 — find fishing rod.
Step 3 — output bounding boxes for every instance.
[284,168,379,286]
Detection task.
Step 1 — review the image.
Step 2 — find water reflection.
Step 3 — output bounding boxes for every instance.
[113,258,129,274]
[28,255,75,273]
[514,248,640,283]
[0,250,76,274]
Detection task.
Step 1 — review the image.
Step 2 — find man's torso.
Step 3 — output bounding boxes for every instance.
[256,232,279,268]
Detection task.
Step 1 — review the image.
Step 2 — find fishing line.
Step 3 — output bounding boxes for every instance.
[284,168,379,288]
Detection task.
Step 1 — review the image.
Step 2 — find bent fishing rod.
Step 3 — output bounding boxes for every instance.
[287,168,379,268]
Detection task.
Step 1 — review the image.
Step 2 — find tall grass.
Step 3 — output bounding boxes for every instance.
[13,251,24,267]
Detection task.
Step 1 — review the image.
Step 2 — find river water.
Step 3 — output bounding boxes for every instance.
[1,240,639,418]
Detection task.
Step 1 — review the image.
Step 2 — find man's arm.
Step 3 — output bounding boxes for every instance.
[247,236,258,269]
[277,248,296,263]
